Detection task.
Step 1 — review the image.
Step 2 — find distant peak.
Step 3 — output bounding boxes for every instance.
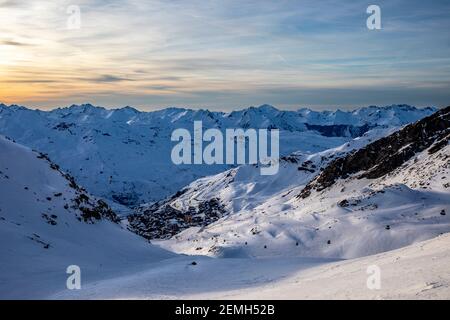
[243,104,279,113]
[64,103,106,113]
[163,106,189,112]
[68,103,92,109]
[385,104,417,110]
[255,104,279,112]
[0,103,27,111]
[118,106,140,113]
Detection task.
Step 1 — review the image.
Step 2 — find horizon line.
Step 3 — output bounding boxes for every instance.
[0,101,441,114]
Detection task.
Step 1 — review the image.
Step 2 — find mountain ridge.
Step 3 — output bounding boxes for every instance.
[0,103,437,206]
[0,102,438,122]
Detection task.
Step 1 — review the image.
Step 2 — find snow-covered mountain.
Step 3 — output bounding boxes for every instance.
[0,103,436,207]
[1,104,448,300]
[153,106,450,259]
[0,136,174,298]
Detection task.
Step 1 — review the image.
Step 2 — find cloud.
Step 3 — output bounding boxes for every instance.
[1,40,32,46]
[0,0,449,110]
[0,0,23,8]
[2,79,57,83]
[89,75,133,83]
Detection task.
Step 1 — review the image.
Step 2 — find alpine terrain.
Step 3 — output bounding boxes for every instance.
[1,104,449,299]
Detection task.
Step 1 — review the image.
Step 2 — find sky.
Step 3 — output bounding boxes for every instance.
[1,0,450,111]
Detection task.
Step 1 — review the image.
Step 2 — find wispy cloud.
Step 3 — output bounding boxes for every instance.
[88,75,134,83]
[0,40,33,46]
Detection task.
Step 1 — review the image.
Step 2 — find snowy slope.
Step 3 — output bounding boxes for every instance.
[184,233,450,300]
[0,103,435,206]
[51,232,450,300]
[0,136,174,299]
[156,107,450,259]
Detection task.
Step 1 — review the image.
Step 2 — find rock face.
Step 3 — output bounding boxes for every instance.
[298,106,450,199]
[127,198,227,240]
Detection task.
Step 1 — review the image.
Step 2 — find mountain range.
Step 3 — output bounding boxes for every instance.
[1,102,449,299]
[0,103,436,209]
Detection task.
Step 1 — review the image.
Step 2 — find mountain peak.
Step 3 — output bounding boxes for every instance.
[66,103,104,112]
[256,104,279,112]
[114,105,140,114]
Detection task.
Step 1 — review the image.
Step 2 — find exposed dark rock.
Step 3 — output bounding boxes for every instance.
[77,199,119,224]
[53,122,75,131]
[41,213,57,225]
[297,166,315,173]
[280,155,300,164]
[338,199,349,207]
